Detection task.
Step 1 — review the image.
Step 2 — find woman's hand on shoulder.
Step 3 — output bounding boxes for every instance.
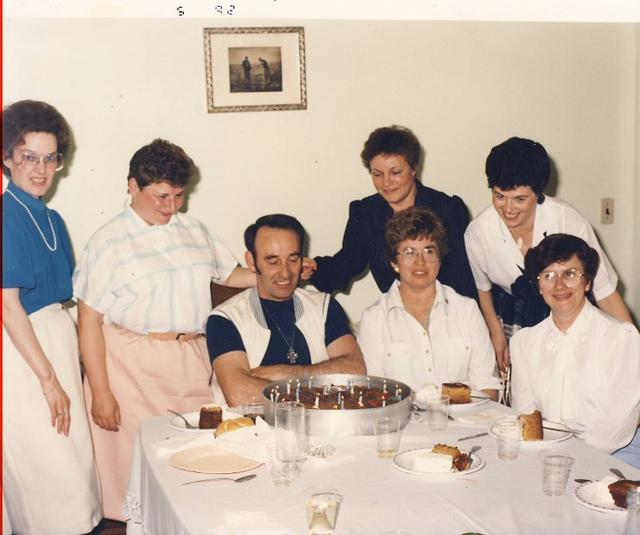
[91,389,121,431]
[301,258,317,281]
[42,375,71,436]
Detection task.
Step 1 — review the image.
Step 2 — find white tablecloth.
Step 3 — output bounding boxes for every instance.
[125,403,639,535]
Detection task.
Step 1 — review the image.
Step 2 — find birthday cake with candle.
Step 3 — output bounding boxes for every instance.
[272,379,406,410]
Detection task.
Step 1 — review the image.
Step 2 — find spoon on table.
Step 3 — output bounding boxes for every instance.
[167,409,198,430]
[610,467,628,480]
[182,474,257,486]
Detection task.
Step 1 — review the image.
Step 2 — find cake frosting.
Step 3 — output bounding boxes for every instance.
[413,451,453,473]
[415,383,441,404]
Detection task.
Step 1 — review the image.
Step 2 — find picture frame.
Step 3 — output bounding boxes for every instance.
[203,26,307,113]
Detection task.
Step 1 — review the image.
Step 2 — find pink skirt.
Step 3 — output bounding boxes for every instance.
[84,324,213,520]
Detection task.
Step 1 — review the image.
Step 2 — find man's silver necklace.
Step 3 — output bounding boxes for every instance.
[262,306,299,364]
[6,188,57,251]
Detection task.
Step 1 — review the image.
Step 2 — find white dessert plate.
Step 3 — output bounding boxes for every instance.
[392,447,485,477]
[574,482,626,515]
[488,419,572,447]
[170,445,262,474]
[449,390,491,412]
[169,409,235,433]
[414,389,490,413]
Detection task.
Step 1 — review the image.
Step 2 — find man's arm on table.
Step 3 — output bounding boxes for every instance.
[213,335,366,407]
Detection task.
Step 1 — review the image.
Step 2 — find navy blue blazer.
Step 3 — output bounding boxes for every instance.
[310,181,478,300]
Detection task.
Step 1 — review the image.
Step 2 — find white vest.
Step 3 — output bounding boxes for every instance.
[209,287,331,405]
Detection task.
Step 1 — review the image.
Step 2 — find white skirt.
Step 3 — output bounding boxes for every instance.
[3,304,102,535]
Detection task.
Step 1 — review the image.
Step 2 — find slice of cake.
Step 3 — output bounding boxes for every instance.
[441,383,471,404]
[608,480,640,508]
[518,410,543,441]
[413,451,453,473]
[432,443,461,458]
[198,404,222,429]
[427,443,472,473]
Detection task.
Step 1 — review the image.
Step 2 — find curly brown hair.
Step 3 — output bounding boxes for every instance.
[384,206,449,262]
[128,139,194,188]
[2,100,72,177]
[360,125,421,171]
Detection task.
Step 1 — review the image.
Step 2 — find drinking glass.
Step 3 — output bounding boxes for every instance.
[275,401,306,473]
[541,453,574,496]
[374,418,401,458]
[426,394,450,431]
[494,418,522,461]
[304,485,343,535]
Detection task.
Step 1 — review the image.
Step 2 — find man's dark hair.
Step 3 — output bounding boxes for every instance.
[244,214,306,258]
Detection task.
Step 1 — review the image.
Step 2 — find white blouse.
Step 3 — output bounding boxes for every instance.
[73,202,238,334]
[357,280,501,392]
[464,196,617,301]
[510,300,640,453]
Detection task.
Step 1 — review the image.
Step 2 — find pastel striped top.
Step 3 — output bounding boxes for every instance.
[73,202,237,334]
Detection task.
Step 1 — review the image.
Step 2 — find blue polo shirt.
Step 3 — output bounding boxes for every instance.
[2,180,74,314]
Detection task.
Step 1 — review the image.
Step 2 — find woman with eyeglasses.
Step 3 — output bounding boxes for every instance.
[357,207,500,399]
[2,100,101,534]
[511,234,640,467]
[464,137,632,373]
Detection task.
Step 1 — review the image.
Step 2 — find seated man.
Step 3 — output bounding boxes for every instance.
[207,214,366,406]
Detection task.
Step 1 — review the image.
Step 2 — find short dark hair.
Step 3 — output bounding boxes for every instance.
[524,233,599,286]
[360,125,421,171]
[244,214,306,258]
[486,137,550,196]
[384,206,449,262]
[2,100,72,177]
[128,139,194,188]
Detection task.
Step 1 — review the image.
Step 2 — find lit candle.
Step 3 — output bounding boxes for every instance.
[287,380,291,395]
[314,393,320,409]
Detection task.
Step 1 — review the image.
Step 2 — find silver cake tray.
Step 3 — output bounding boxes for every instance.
[262,373,412,436]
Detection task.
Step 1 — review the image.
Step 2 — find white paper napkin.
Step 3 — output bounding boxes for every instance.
[213,417,273,462]
[455,408,508,425]
[153,433,215,458]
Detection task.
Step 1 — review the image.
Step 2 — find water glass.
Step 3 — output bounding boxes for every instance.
[426,394,450,431]
[265,443,294,487]
[541,453,574,496]
[305,485,343,535]
[494,418,522,460]
[374,417,401,458]
[275,401,306,467]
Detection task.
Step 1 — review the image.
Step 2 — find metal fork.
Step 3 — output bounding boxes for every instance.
[610,467,628,480]
[167,409,198,429]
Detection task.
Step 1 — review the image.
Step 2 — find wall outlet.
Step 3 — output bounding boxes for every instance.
[601,198,614,224]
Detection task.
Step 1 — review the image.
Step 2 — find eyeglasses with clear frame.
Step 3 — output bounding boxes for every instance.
[15,150,64,171]
[396,246,439,263]
[537,268,584,288]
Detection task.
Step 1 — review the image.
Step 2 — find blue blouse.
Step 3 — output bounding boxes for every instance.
[2,180,75,314]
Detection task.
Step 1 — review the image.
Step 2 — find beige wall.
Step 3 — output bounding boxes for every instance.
[4,19,639,322]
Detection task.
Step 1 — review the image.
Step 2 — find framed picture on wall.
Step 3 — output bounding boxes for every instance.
[203,26,307,113]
